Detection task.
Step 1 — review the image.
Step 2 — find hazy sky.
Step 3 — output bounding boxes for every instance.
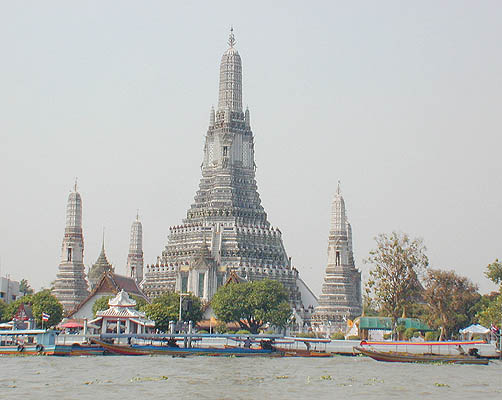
[1,1,501,296]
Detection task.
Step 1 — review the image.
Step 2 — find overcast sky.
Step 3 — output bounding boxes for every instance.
[1,1,501,296]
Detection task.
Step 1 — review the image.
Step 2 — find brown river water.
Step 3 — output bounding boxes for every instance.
[0,355,501,400]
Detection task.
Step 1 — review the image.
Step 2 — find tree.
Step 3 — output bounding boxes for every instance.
[211,279,291,334]
[477,295,502,328]
[0,299,7,323]
[5,294,34,320]
[475,260,502,328]
[131,295,148,310]
[143,292,203,332]
[19,279,34,296]
[31,290,63,327]
[92,296,113,317]
[423,269,480,340]
[365,232,428,334]
[485,259,502,286]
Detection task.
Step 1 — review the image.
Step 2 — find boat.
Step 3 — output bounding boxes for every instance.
[68,342,105,356]
[279,337,332,357]
[353,345,490,365]
[91,336,283,357]
[0,329,107,356]
[227,336,332,357]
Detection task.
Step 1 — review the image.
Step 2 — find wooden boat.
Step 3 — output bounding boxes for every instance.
[225,336,332,357]
[69,342,105,356]
[353,346,489,365]
[279,337,332,357]
[91,338,283,357]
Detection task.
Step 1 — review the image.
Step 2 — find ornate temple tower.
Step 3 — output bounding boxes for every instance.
[53,183,90,312]
[142,29,301,305]
[126,213,144,284]
[312,183,362,331]
[88,236,114,290]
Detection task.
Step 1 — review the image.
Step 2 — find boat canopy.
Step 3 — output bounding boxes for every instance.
[359,317,432,331]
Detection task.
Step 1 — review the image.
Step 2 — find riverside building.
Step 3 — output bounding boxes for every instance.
[142,30,312,310]
[312,183,362,332]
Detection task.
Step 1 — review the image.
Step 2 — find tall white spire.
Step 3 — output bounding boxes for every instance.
[330,180,347,236]
[217,27,242,112]
[53,182,89,312]
[127,212,144,283]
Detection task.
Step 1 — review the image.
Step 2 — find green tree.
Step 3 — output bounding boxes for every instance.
[19,279,34,296]
[143,292,203,332]
[477,295,502,328]
[474,260,502,328]
[92,296,114,317]
[485,259,502,286]
[5,294,34,320]
[131,295,148,310]
[0,299,7,323]
[423,269,480,340]
[31,290,63,327]
[211,279,291,334]
[365,232,428,335]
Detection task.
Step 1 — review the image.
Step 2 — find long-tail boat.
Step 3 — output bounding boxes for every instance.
[91,338,282,357]
[228,336,333,357]
[353,345,490,365]
[91,335,283,357]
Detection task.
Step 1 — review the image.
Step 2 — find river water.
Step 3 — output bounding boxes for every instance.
[0,356,500,399]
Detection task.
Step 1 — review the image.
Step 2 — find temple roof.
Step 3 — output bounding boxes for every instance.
[92,290,154,326]
[67,271,149,318]
[108,289,135,307]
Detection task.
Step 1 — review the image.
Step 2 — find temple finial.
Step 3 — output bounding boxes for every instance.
[228,26,236,48]
[337,180,341,195]
[136,209,140,220]
[74,177,78,192]
[102,227,105,251]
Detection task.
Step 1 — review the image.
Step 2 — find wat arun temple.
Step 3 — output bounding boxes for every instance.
[53,30,361,331]
[142,29,306,308]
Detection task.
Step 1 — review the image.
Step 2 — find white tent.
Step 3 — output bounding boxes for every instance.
[459,324,490,335]
[459,324,490,341]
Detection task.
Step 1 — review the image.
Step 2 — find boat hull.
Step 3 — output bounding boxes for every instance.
[92,339,282,357]
[354,346,489,365]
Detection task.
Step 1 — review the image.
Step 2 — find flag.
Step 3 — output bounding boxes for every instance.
[42,313,50,322]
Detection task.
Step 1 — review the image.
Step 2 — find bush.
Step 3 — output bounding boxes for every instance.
[197,330,209,334]
[236,329,251,335]
[330,332,345,340]
[396,324,406,334]
[404,328,417,340]
[383,333,392,340]
[215,321,228,334]
[425,331,439,341]
[294,332,319,338]
[346,335,360,340]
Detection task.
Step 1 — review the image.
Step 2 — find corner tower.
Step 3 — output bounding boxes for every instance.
[126,213,144,284]
[312,183,362,331]
[52,182,89,312]
[142,29,301,305]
